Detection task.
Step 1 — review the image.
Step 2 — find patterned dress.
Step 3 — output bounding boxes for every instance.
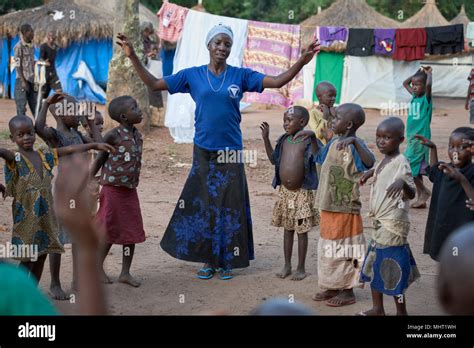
[4,145,64,260]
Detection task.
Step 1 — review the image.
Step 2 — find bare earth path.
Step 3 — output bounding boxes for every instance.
[0,97,468,315]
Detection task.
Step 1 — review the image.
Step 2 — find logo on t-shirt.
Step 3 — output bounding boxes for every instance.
[228,84,240,99]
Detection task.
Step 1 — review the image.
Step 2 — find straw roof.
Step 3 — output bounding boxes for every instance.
[450,4,470,32]
[0,0,112,48]
[0,0,158,48]
[402,0,449,28]
[300,0,400,47]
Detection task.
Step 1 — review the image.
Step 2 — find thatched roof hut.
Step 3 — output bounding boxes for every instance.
[0,0,112,48]
[300,0,400,47]
[402,0,449,28]
[0,0,158,48]
[450,5,470,33]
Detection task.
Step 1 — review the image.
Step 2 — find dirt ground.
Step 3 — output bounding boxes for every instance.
[0,97,469,315]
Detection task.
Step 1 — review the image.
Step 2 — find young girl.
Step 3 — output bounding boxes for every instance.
[0,114,113,284]
[358,117,420,316]
[260,106,320,281]
[416,127,474,261]
[35,93,102,300]
[402,66,433,208]
[91,95,145,287]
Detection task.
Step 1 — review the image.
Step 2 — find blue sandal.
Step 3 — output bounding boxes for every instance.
[218,268,233,280]
[197,268,216,279]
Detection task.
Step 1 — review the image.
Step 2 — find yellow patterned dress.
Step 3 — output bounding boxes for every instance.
[4,145,64,260]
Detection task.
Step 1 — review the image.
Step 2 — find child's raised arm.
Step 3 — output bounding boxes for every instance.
[294,130,320,154]
[117,34,169,92]
[0,148,15,164]
[35,93,65,144]
[414,134,438,166]
[403,73,414,95]
[260,122,275,164]
[438,163,474,203]
[90,130,119,177]
[336,137,375,168]
[57,143,114,158]
[422,66,432,101]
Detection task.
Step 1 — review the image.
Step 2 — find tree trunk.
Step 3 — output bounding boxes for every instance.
[106,0,150,133]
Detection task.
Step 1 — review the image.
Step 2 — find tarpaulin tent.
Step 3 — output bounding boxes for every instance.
[0,0,114,103]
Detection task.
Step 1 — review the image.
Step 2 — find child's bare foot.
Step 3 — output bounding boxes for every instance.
[291,269,307,281]
[276,264,291,279]
[119,273,141,287]
[100,269,113,284]
[356,308,385,316]
[411,189,431,208]
[49,284,70,300]
[312,289,340,301]
[326,289,356,307]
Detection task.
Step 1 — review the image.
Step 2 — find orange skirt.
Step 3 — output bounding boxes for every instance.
[319,210,363,240]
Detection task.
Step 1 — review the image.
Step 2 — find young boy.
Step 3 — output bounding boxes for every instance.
[402,66,433,208]
[416,127,474,261]
[261,106,320,281]
[39,31,62,99]
[298,103,375,307]
[14,24,37,117]
[35,93,102,300]
[0,114,113,284]
[358,117,420,316]
[295,81,336,145]
[91,95,146,287]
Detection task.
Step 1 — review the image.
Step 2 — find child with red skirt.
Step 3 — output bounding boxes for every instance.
[91,96,145,287]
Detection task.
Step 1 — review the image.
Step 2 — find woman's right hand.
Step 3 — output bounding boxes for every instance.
[116,33,136,58]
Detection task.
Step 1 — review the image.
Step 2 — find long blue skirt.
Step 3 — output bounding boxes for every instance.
[160,145,255,269]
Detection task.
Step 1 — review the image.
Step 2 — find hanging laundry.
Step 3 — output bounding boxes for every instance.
[374,28,396,56]
[157,0,189,42]
[392,28,426,61]
[425,24,464,55]
[313,51,344,104]
[319,26,348,52]
[346,28,374,56]
[467,22,474,48]
[243,20,303,107]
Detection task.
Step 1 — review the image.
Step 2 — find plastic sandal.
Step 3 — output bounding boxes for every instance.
[218,268,233,280]
[197,268,216,279]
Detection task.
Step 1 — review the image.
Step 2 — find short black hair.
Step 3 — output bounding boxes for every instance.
[315,81,336,96]
[412,70,427,84]
[378,116,405,137]
[337,103,366,129]
[9,115,33,133]
[20,24,33,35]
[108,96,135,122]
[286,105,309,126]
[452,127,474,141]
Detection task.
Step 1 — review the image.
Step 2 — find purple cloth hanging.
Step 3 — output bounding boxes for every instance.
[374,28,396,56]
[319,26,348,47]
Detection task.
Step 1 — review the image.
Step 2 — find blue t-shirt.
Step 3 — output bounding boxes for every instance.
[164,65,265,151]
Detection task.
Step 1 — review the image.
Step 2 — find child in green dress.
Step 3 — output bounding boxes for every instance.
[402,66,433,208]
[0,114,113,283]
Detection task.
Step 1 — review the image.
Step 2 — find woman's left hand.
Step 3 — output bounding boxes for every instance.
[300,39,320,65]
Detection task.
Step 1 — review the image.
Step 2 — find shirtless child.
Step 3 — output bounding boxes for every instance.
[261,106,320,280]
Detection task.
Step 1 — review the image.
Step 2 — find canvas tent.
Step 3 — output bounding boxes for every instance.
[0,0,156,103]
